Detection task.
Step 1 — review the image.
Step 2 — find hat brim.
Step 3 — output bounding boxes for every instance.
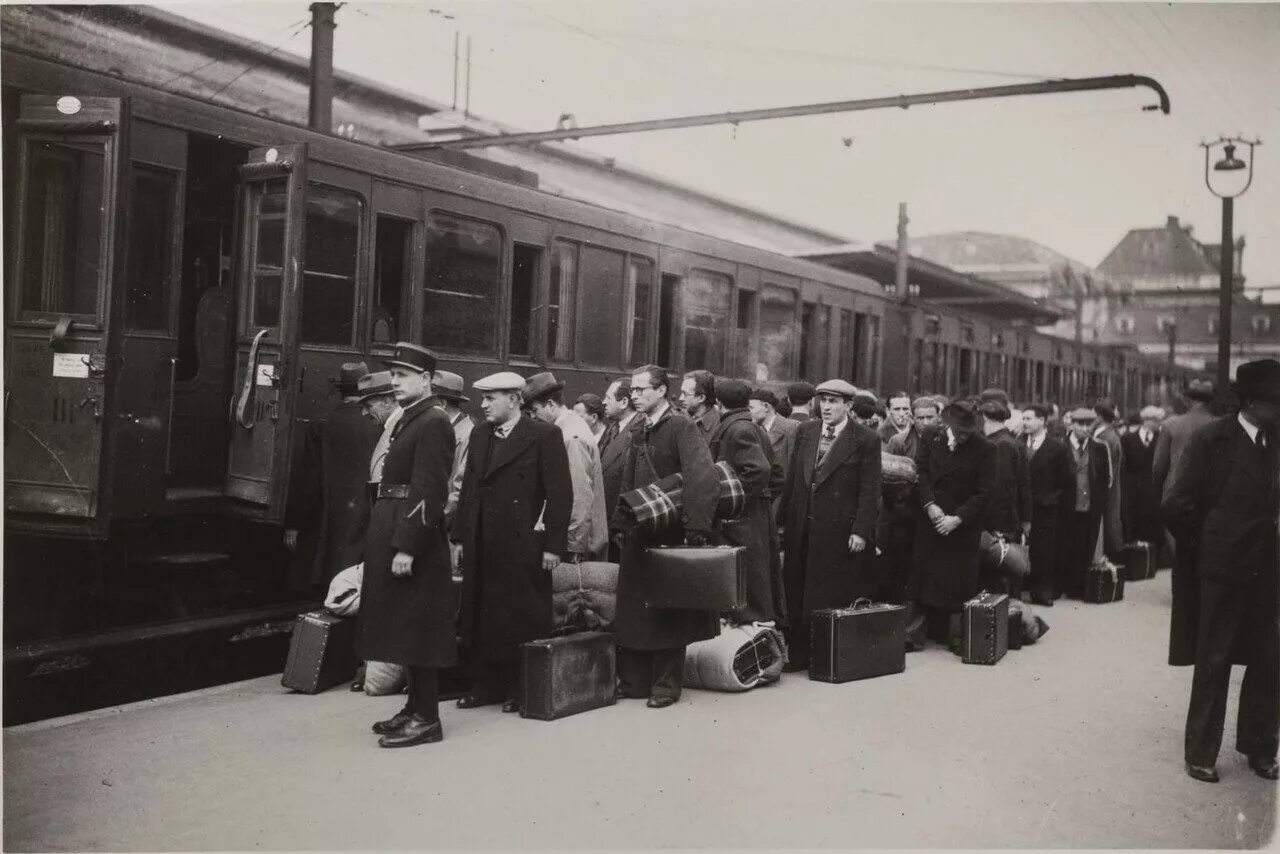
[381,357,429,372]
[524,381,565,401]
[435,389,470,403]
[1231,382,1280,402]
[357,389,396,402]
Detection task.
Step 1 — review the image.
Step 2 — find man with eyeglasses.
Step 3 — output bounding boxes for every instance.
[680,370,720,446]
[612,365,719,708]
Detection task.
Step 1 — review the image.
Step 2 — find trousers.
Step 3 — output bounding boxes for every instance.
[617,646,685,700]
[407,666,439,722]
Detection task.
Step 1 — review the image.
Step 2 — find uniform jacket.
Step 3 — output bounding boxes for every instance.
[765,414,799,481]
[553,408,609,555]
[780,418,882,621]
[1152,405,1216,502]
[983,426,1032,536]
[601,413,642,525]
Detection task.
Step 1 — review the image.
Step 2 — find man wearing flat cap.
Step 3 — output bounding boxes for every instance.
[1163,359,1280,784]
[1120,404,1164,547]
[454,371,572,714]
[355,343,457,748]
[779,379,881,669]
[284,361,383,592]
[1056,405,1113,599]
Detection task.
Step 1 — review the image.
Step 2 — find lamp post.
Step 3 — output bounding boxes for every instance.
[1200,136,1260,402]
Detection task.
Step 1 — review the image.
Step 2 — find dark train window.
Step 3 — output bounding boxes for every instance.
[624,257,653,367]
[852,312,868,385]
[372,215,413,345]
[548,240,578,361]
[869,314,880,387]
[799,302,815,379]
[812,304,831,380]
[423,213,501,354]
[683,269,732,372]
[579,245,625,368]
[758,285,795,383]
[20,140,105,318]
[837,309,852,381]
[300,185,362,347]
[509,243,540,359]
[658,274,678,367]
[248,179,287,328]
[911,338,923,391]
[735,289,757,379]
[125,166,178,331]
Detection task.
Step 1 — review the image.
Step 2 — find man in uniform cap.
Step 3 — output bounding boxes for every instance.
[788,381,817,423]
[778,379,881,669]
[1164,359,1280,783]
[454,371,572,713]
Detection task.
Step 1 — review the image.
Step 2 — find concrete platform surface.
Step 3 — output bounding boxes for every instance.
[3,575,1275,851]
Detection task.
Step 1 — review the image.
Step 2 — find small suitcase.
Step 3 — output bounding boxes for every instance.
[519,631,617,721]
[961,592,1009,665]
[643,546,746,611]
[281,610,357,694]
[1122,541,1155,582]
[809,600,906,683]
[1084,561,1126,603]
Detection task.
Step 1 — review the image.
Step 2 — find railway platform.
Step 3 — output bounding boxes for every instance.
[3,575,1274,851]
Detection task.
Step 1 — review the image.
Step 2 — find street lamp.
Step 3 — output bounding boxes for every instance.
[1200,136,1260,402]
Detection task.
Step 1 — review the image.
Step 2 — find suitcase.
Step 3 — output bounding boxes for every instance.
[281,610,357,694]
[519,631,617,721]
[961,592,1009,665]
[1084,561,1126,603]
[643,546,746,611]
[1122,541,1155,582]
[809,600,906,683]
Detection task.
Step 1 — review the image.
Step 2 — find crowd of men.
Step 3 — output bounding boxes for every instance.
[286,346,1278,785]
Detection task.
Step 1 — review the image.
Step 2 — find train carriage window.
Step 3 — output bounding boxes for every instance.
[247,180,287,329]
[799,302,815,380]
[868,314,881,387]
[372,215,413,344]
[837,309,853,381]
[852,313,868,384]
[548,240,578,361]
[658,274,678,367]
[423,213,501,354]
[20,140,105,318]
[125,166,179,331]
[578,245,625,367]
[911,338,924,391]
[812,304,831,380]
[758,285,796,383]
[735,289,758,379]
[301,185,362,347]
[623,256,653,367]
[683,269,732,372]
[509,244,540,359]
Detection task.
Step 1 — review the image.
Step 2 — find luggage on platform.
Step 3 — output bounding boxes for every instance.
[519,631,617,721]
[552,561,618,632]
[960,592,1009,665]
[683,621,788,691]
[1084,559,1126,603]
[978,531,1030,579]
[1122,541,1155,582]
[281,610,358,694]
[643,545,746,611]
[363,661,407,696]
[809,600,907,683]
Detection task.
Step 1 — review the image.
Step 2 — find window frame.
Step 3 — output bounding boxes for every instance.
[122,160,185,339]
[421,207,507,357]
[757,281,800,383]
[295,181,366,352]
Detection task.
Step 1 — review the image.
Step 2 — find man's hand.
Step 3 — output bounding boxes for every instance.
[925,503,945,524]
[935,515,961,536]
[391,551,414,578]
[541,552,561,572]
[283,529,298,552]
[847,534,867,553]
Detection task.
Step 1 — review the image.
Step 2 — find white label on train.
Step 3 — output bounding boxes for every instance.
[52,353,90,379]
[256,363,275,387]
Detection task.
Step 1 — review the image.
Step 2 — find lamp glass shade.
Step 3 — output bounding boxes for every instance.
[1213,143,1246,172]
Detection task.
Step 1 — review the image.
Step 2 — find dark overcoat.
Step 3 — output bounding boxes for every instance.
[611,406,719,650]
[710,409,780,623]
[780,418,882,623]
[1152,405,1216,501]
[1027,434,1073,582]
[355,398,456,667]
[912,427,995,609]
[1120,429,1162,544]
[600,414,642,525]
[1095,423,1124,558]
[1162,416,1279,666]
[455,415,572,661]
[983,427,1031,537]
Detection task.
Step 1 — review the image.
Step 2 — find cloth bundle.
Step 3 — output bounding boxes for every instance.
[619,461,745,534]
[324,564,363,617]
[552,561,619,633]
[881,452,917,486]
[979,531,1030,578]
[362,661,406,696]
[1007,599,1050,645]
[683,621,789,691]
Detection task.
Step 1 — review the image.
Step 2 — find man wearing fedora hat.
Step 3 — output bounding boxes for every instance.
[430,371,473,533]
[454,371,572,714]
[1164,359,1280,783]
[284,361,383,592]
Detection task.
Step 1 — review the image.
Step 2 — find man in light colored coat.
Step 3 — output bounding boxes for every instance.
[432,370,473,575]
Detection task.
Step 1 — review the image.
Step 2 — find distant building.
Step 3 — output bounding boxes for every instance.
[1098,215,1244,292]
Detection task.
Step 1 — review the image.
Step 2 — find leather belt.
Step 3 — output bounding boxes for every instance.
[373,482,411,500]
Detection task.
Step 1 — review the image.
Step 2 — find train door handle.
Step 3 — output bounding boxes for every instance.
[78,395,102,420]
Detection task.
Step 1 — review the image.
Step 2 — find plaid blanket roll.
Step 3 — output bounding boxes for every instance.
[620,461,745,534]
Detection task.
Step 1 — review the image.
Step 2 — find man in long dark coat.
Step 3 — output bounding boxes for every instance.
[1058,406,1113,598]
[1020,403,1074,606]
[978,389,1032,596]
[912,399,994,642]
[1163,359,1280,784]
[600,377,641,562]
[779,379,881,670]
[355,343,456,748]
[710,379,780,624]
[454,372,572,714]
[680,369,720,445]
[612,364,719,708]
[1093,400,1125,561]
[1121,405,1164,546]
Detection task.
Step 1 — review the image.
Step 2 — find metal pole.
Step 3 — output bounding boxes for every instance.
[895,202,909,302]
[464,35,472,118]
[1216,195,1234,400]
[1167,321,1177,370]
[452,31,459,111]
[308,2,336,134]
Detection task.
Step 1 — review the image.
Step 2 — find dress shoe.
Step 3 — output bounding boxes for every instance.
[646,695,677,709]
[1247,755,1279,780]
[1185,762,1220,783]
[378,715,443,748]
[501,699,521,714]
[455,694,496,710]
[350,680,365,692]
[371,708,414,735]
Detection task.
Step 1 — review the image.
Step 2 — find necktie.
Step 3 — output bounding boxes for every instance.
[817,425,836,465]
[1026,435,1034,452]
[600,421,618,454]
[1257,432,1267,451]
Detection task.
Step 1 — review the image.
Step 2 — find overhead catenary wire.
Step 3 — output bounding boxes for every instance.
[159,14,311,89]
[207,18,314,102]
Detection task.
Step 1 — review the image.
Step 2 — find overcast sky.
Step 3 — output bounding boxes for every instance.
[170,1,1280,289]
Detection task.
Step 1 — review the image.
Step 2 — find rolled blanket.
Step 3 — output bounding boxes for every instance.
[881,452,917,486]
[324,563,363,617]
[551,561,619,632]
[683,621,789,691]
[979,531,1030,578]
[620,461,745,534]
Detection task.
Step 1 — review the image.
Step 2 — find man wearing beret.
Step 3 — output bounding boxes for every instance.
[1163,359,1280,784]
[454,372,573,714]
[612,364,719,707]
[787,381,817,423]
[778,379,881,669]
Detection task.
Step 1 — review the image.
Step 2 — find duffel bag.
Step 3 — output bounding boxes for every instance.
[683,621,788,692]
[979,531,1030,579]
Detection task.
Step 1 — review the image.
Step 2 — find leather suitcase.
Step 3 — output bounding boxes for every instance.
[961,592,1008,665]
[281,610,357,694]
[519,631,617,721]
[1084,562,1126,603]
[809,601,906,683]
[643,546,746,611]
[1122,541,1155,582]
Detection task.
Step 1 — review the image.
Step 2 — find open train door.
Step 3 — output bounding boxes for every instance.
[4,96,128,535]
[223,144,307,522]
